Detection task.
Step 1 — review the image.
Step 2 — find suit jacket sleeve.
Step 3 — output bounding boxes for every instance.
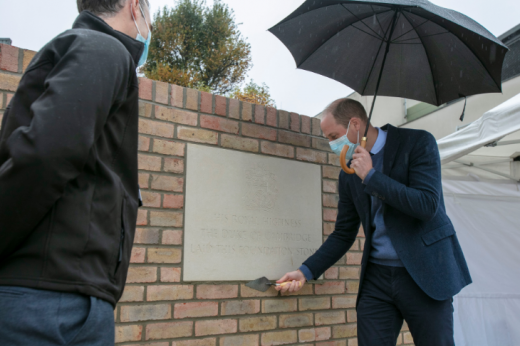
[363,131,442,221]
[0,34,131,259]
[303,173,361,280]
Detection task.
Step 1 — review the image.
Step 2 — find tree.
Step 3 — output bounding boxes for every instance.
[229,80,276,107]
[143,0,252,95]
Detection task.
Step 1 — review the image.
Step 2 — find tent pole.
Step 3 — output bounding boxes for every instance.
[364,9,399,140]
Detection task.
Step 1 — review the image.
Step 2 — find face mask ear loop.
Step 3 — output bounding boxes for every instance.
[131,3,143,37]
[139,4,150,30]
[357,128,360,145]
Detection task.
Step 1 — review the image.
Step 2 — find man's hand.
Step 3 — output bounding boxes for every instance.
[275,270,306,293]
[351,146,373,181]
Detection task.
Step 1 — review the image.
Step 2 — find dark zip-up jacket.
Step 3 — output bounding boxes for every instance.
[0,11,143,306]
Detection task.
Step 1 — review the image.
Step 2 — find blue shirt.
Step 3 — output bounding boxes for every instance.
[299,128,401,281]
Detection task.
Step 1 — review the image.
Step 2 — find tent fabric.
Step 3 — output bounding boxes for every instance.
[437,93,520,164]
[443,180,520,346]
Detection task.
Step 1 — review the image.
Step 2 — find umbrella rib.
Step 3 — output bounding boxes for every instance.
[394,31,450,43]
[391,18,431,43]
[351,24,387,41]
[340,4,385,40]
[370,5,386,35]
[401,11,440,105]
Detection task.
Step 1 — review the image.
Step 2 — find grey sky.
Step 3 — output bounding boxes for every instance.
[1,0,519,116]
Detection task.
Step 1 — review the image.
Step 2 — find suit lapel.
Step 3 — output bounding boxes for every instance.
[382,124,402,176]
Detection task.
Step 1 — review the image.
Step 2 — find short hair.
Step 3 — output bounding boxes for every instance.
[77,0,150,17]
[324,98,368,128]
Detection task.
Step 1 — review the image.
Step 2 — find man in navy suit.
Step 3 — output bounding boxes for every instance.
[276,98,471,346]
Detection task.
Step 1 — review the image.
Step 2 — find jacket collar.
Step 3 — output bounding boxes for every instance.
[72,11,144,65]
[380,124,401,176]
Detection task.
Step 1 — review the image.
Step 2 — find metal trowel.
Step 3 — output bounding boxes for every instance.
[245,276,302,292]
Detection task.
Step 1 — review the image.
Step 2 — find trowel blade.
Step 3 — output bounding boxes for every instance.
[245,276,273,292]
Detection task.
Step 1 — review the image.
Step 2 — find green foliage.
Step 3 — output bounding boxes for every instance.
[143,0,252,95]
[229,80,276,107]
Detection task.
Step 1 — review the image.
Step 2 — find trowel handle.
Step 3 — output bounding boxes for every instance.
[340,137,367,174]
[275,281,302,288]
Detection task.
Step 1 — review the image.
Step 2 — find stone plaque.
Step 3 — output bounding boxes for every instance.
[184,144,323,281]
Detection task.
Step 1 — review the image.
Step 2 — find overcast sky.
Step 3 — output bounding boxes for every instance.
[1,0,519,116]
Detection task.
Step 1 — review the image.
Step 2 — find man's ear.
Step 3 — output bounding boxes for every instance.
[129,0,140,21]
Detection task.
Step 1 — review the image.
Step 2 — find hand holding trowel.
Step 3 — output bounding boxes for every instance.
[246,270,306,293]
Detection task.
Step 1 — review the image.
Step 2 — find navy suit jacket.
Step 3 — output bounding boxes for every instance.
[303,124,472,303]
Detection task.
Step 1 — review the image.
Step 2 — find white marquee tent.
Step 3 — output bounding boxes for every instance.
[437,94,520,346]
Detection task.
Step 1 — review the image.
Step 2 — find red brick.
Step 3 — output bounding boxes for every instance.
[279,130,311,147]
[221,134,259,153]
[163,194,184,209]
[139,101,153,118]
[318,341,347,346]
[323,194,339,208]
[260,142,294,159]
[324,222,335,236]
[403,331,414,344]
[339,267,360,280]
[0,44,19,72]
[299,327,332,343]
[139,78,153,100]
[280,283,314,296]
[156,105,198,126]
[266,107,277,127]
[325,267,339,279]
[312,117,322,136]
[177,126,218,145]
[240,284,278,298]
[242,123,277,141]
[151,175,184,192]
[220,334,259,346]
[221,300,260,315]
[155,81,169,104]
[332,296,356,309]
[241,102,253,121]
[148,247,182,263]
[136,209,148,226]
[175,302,219,319]
[139,173,150,189]
[134,228,160,244]
[290,112,300,132]
[323,180,338,193]
[332,324,357,338]
[200,91,213,114]
[347,310,357,323]
[279,313,313,328]
[315,311,346,326]
[315,281,345,295]
[22,49,36,72]
[240,316,277,332]
[163,158,184,174]
[301,115,311,134]
[350,240,360,251]
[323,209,338,222]
[297,148,327,164]
[153,139,185,156]
[215,95,227,116]
[162,230,183,245]
[229,98,240,119]
[150,211,183,227]
[346,280,360,294]
[254,104,266,124]
[322,166,341,179]
[139,119,174,138]
[171,84,184,108]
[358,226,365,238]
[195,319,237,336]
[201,114,239,134]
[146,321,193,340]
[197,285,238,299]
[126,266,157,283]
[262,299,297,313]
[138,154,162,171]
[120,286,145,302]
[299,297,330,311]
[141,191,161,208]
[278,110,289,129]
[115,325,143,343]
[186,88,199,111]
[138,136,151,152]
[347,252,362,265]
[0,73,21,92]
[130,247,146,263]
[261,330,297,346]
[147,285,194,301]
[313,138,331,152]
[120,304,171,322]
[329,153,340,166]
[173,339,216,346]
[160,267,181,282]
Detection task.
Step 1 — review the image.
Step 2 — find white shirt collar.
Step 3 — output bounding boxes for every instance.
[370,127,387,155]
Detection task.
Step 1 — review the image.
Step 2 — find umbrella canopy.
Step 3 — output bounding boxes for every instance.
[269,0,509,107]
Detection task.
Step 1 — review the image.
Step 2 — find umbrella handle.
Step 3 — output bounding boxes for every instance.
[340,137,367,174]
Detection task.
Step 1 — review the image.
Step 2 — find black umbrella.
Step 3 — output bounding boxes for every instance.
[269,0,509,173]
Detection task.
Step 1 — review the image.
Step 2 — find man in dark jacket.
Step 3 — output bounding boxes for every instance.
[0,0,151,344]
[276,98,472,346]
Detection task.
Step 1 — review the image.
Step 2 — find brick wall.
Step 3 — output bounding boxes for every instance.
[0,43,414,346]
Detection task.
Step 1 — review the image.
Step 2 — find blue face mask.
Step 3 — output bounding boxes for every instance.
[133,4,151,67]
[329,120,359,161]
